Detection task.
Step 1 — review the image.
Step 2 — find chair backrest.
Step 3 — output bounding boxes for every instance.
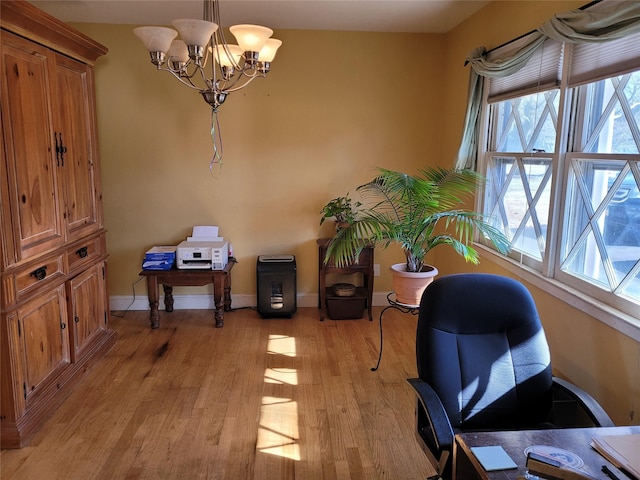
[417,273,553,430]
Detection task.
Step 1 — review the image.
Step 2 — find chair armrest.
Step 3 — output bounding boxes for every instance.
[552,377,614,427]
[406,378,455,453]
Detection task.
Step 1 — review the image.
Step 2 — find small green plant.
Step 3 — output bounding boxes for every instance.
[320,195,361,226]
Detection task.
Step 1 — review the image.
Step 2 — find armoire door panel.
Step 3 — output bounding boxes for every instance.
[0,31,63,261]
[19,284,70,399]
[67,262,105,362]
[52,53,100,241]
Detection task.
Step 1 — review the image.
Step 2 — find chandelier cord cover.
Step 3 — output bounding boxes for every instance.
[134,0,282,168]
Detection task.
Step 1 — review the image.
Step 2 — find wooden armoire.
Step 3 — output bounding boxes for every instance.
[0,0,116,448]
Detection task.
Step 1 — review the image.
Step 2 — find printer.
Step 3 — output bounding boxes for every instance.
[177,240,228,270]
[176,226,229,270]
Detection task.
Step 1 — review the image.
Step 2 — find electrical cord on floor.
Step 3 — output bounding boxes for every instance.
[228,306,257,312]
[111,276,144,318]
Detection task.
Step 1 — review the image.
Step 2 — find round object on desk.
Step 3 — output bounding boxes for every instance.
[523,445,584,468]
[332,283,356,297]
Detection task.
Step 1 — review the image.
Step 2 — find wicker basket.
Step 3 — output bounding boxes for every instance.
[332,283,356,297]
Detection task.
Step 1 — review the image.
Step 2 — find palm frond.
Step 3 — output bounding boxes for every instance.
[324,167,511,271]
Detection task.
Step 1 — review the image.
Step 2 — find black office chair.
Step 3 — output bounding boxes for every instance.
[407,273,614,479]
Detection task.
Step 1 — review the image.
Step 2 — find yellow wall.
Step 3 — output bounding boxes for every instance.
[73,0,638,425]
[73,24,443,297]
[439,1,640,426]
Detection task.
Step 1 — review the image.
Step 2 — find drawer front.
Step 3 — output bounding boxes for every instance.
[14,254,65,299]
[66,235,105,274]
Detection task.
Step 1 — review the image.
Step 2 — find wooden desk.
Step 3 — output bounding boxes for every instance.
[317,238,374,321]
[454,426,640,480]
[140,260,235,329]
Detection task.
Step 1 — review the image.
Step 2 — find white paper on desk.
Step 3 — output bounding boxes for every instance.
[186,236,224,242]
[471,446,518,471]
[188,226,223,242]
[592,434,640,479]
[192,226,218,238]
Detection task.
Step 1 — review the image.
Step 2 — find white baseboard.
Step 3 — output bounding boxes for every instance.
[109,292,393,311]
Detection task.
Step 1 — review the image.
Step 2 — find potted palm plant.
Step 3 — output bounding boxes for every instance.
[324,167,510,305]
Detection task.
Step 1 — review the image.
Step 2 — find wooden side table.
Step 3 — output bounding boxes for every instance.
[317,238,374,321]
[139,259,235,329]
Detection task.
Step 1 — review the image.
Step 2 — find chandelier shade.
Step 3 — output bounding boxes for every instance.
[133,0,282,168]
[213,44,243,67]
[171,19,218,53]
[133,26,177,59]
[258,39,283,63]
[229,24,273,56]
[167,39,189,67]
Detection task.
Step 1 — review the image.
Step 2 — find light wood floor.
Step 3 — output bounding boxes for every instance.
[1,306,436,480]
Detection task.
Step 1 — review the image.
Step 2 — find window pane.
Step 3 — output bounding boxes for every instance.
[561,159,640,302]
[492,90,559,153]
[579,72,640,154]
[485,156,552,261]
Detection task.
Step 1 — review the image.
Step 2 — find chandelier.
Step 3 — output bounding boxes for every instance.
[134,0,282,167]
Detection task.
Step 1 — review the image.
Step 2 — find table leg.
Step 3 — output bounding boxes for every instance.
[146,275,160,329]
[163,285,174,312]
[223,274,232,312]
[319,267,326,321]
[371,305,395,371]
[213,277,224,328]
[371,296,420,371]
[365,273,374,321]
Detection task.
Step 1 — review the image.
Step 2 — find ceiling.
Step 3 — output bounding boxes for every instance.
[30,0,490,34]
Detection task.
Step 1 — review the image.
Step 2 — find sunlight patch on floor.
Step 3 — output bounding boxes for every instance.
[258,335,301,461]
[257,396,301,461]
[264,368,298,385]
[267,334,297,358]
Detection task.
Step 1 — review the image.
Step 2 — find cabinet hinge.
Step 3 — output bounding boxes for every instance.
[23,382,27,400]
[17,319,21,338]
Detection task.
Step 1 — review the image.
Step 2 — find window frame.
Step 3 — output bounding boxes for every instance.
[476,43,640,338]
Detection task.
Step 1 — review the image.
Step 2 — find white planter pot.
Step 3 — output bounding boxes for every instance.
[390,263,439,306]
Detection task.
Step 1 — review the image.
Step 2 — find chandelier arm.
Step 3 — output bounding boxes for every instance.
[155,66,203,91]
[217,73,263,94]
[166,60,206,84]
[239,68,266,80]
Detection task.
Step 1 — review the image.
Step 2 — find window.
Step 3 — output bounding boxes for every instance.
[481,34,640,318]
